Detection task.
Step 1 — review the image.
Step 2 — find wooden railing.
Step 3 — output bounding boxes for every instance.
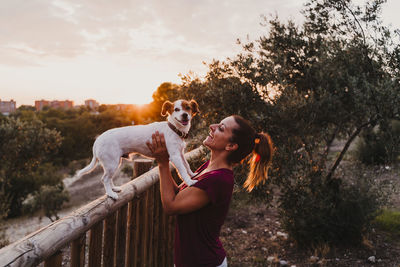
[0,147,203,267]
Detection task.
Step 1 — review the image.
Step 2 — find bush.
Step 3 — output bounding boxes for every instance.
[0,117,62,217]
[121,164,134,177]
[23,183,70,222]
[374,209,400,235]
[0,188,10,248]
[279,168,385,247]
[355,120,400,165]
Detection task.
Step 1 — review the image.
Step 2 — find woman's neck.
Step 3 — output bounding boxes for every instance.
[206,151,232,171]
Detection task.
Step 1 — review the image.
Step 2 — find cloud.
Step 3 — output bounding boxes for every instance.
[0,0,304,67]
[4,0,398,69]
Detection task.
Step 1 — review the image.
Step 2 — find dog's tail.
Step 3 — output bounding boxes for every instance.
[76,156,98,178]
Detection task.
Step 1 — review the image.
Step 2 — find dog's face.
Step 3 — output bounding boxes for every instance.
[161,99,199,127]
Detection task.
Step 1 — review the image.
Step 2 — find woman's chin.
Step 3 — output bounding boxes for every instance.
[203,138,212,147]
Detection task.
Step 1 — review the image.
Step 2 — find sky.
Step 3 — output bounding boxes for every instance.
[0,0,399,106]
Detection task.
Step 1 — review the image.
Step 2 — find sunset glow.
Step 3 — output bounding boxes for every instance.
[1,0,399,107]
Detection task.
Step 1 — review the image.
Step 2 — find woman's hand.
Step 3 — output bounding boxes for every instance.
[146,131,170,165]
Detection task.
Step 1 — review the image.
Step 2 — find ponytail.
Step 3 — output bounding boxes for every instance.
[228,115,274,192]
[243,132,274,192]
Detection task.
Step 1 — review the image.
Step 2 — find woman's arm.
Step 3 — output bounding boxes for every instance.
[147,132,210,215]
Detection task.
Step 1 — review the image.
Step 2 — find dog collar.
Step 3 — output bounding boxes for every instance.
[168,122,189,139]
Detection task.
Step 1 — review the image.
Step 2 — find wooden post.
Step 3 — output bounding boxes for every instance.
[88,221,103,267]
[126,159,152,267]
[152,183,161,267]
[116,204,128,267]
[146,184,155,266]
[135,198,144,267]
[103,213,117,267]
[134,159,153,178]
[167,215,176,267]
[160,208,167,266]
[71,234,86,267]
[140,190,149,267]
[125,199,138,267]
[44,251,62,267]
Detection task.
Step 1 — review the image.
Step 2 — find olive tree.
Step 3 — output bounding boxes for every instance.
[0,117,62,217]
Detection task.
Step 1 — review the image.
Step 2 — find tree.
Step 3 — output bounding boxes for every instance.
[231,0,399,245]
[213,0,400,186]
[0,117,62,217]
[147,82,181,122]
[24,183,70,222]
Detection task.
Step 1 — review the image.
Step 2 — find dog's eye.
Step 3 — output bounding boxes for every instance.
[175,108,180,112]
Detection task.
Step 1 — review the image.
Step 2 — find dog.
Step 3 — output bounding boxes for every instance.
[76,99,200,199]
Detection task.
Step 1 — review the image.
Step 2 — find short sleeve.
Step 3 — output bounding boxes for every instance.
[193,170,233,205]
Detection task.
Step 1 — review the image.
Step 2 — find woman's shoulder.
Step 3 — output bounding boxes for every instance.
[193,168,234,204]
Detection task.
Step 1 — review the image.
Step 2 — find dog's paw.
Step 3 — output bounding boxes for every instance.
[112,186,122,192]
[107,191,119,200]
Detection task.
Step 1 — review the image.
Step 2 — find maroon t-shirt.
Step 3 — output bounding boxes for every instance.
[174,161,234,267]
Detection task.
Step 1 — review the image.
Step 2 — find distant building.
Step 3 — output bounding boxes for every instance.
[50,100,73,109]
[35,100,50,111]
[84,99,99,110]
[0,99,16,115]
[35,99,74,111]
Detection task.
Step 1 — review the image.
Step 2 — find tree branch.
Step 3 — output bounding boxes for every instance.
[326,119,375,180]
[341,0,366,46]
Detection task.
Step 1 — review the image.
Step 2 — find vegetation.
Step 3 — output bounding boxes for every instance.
[355,120,400,164]
[121,164,134,177]
[374,209,400,236]
[23,183,70,222]
[0,117,62,217]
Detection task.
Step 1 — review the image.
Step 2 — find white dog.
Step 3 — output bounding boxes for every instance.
[76,99,200,199]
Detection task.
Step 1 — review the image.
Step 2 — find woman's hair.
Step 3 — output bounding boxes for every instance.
[228,115,274,192]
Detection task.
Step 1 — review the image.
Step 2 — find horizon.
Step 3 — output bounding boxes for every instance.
[10,98,153,108]
[1,0,399,107]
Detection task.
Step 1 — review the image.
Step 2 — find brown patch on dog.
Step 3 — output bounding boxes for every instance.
[161,101,174,116]
[190,100,199,115]
[181,99,199,116]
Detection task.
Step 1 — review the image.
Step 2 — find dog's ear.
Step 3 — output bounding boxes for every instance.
[161,101,174,116]
[190,100,200,116]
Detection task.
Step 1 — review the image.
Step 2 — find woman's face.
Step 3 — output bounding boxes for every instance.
[203,116,238,151]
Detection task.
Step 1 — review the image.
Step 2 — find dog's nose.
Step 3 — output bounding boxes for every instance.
[182,113,188,119]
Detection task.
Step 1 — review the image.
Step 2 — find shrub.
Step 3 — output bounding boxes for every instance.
[374,209,400,235]
[121,164,134,177]
[355,120,400,165]
[0,117,62,217]
[0,188,10,248]
[23,183,70,222]
[279,168,385,247]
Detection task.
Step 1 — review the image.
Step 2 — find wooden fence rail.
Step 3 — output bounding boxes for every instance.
[0,147,203,267]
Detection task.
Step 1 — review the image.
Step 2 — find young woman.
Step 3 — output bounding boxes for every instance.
[146,115,273,267]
